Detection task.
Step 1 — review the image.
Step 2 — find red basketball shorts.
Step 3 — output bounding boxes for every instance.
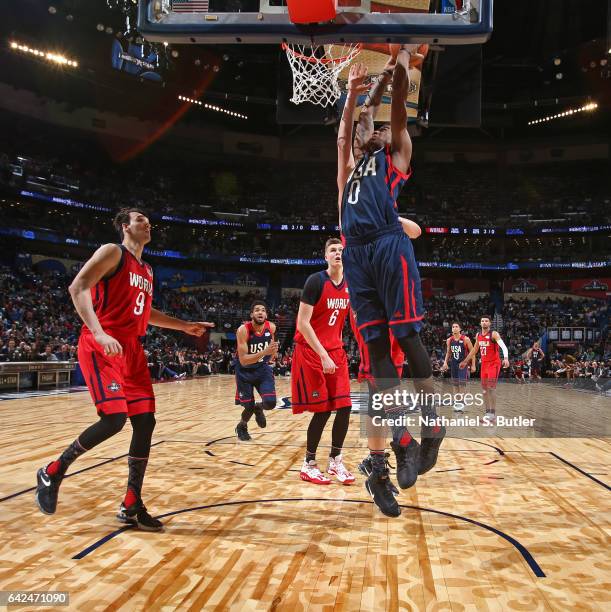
[78,333,155,417]
[291,343,352,414]
[480,361,501,390]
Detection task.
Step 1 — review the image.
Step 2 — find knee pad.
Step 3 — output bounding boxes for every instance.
[397,332,432,379]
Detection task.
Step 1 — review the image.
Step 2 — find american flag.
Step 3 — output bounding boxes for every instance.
[171,0,209,12]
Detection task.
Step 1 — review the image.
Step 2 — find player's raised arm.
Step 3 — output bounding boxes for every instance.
[236,324,278,367]
[441,337,451,371]
[390,45,418,174]
[149,308,214,336]
[296,302,336,374]
[492,331,510,368]
[68,243,124,356]
[398,216,421,239]
[337,62,368,194]
[460,338,479,369]
[353,56,395,161]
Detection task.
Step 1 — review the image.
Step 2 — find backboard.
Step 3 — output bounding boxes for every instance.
[138,0,493,45]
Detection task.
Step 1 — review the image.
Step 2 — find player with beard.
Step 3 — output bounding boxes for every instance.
[460,315,510,424]
[35,208,213,530]
[234,301,278,441]
[337,51,444,517]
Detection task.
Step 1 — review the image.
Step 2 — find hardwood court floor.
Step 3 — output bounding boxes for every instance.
[0,376,609,611]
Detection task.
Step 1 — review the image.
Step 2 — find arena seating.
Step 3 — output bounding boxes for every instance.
[2,264,607,386]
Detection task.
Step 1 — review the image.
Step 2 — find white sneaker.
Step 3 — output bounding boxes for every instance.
[299,460,331,485]
[327,454,355,485]
[453,403,464,412]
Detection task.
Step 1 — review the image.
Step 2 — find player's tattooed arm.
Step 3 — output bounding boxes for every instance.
[441,337,451,371]
[460,338,479,369]
[354,57,394,161]
[398,216,421,239]
[69,243,123,356]
[149,308,214,336]
[296,302,336,374]
[337,62,368,193]
[236,324,278,366]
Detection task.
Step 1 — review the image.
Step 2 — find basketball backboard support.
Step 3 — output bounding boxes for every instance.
[138,0,493,45]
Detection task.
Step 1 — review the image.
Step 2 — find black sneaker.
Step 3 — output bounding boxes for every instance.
[365,454,400,517]
[117,500,163,532]
[254,406,267,429]
[418,425,446,475]
[390,438,420,489]
[235,422,251,441]
[358,454,399,496]
[35,465,63,515]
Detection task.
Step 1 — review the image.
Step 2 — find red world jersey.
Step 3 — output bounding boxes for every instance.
[82,245,154,339]
[294,271,350,351]
[477,331,500,365]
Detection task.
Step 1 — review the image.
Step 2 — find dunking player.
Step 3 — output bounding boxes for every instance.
[35,208,213,530]
[337,50,444,517]
[234,301,278,441]
[460,315,510,423]
[351,219,422,487]
[441,322,475,411]
[292,238,353,485]
[526,341,545,381]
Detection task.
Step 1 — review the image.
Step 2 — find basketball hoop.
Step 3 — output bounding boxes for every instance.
[282,42,362,107]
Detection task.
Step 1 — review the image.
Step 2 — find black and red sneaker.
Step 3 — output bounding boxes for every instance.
[117,499,164,532]
[35,464,63,515]
[418,425,446,475]
[390,437,420,489]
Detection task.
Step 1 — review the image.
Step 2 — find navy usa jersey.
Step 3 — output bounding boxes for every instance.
[449,335,468,365]
[341,145,412,238]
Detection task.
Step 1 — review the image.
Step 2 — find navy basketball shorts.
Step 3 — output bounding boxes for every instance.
[234,363,277,409]
[450,363,469,386]
[343,231,424,344]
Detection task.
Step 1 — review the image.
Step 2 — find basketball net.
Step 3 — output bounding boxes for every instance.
[282,43,362,106]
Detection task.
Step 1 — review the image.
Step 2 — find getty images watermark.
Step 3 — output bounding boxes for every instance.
[368,389,535,428]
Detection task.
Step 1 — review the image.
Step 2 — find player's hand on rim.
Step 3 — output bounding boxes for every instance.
[347,62,369,94]
[183,321,215,336]
[94,331,123,357]
[320,352,336,375]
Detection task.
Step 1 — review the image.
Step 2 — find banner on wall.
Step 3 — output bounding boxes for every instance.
[570,278,611,299]
[503,278,548,293]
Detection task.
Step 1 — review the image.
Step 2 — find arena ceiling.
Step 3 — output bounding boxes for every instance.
[1,0,610,136]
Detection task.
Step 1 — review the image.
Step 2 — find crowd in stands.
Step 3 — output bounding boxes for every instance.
[3,197,608,266]
[2,262,607,395]
[2,142,610,237]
